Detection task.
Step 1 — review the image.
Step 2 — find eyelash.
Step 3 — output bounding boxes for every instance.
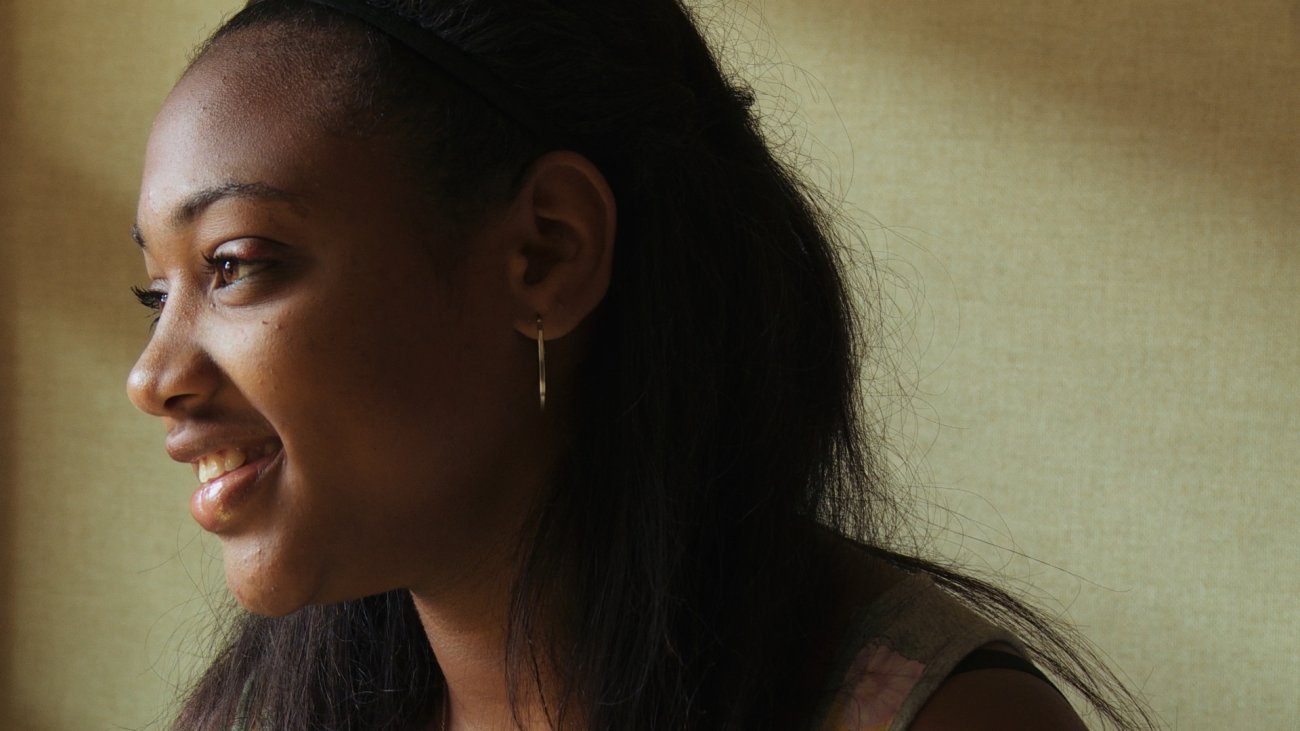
[131,285,167,326]
[132,286,166,312]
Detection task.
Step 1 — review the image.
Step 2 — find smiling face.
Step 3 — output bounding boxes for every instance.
[127,39,552,616]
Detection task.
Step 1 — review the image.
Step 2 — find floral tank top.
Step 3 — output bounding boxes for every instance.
[811,574,1029,731]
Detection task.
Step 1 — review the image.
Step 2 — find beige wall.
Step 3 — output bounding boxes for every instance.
[1,3,234,727]
[745,2,1298,728]
[1,1,1295,729]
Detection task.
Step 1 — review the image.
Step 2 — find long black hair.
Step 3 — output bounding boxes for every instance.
[168,2,1157,729]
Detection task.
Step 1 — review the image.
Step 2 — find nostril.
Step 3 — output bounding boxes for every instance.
[163,392,203,412]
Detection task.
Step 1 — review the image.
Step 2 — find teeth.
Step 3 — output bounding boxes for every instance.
[223,450,244,473]
[197,447,248,484]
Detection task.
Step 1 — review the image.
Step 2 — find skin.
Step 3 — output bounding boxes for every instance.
[128,41,614,731]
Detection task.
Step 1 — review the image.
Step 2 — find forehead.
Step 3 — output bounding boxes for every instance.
[137,44,397,236]
[185,23,364,131]
[148,32,351,170]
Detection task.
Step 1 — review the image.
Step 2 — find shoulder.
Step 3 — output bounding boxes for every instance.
[811,552,1088,731]
[908,664,1088,731]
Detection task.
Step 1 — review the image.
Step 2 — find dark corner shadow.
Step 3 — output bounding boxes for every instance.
[0,0,18,720]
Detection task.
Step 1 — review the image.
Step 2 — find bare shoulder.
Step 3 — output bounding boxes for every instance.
[909,666,1088,731]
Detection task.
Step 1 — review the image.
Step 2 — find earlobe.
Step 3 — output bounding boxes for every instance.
[505,151,616,341]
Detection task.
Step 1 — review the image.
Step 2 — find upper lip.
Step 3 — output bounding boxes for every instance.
[165,428,282,465]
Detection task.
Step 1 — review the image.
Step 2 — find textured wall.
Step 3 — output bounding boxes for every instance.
[743,1,1299,728]
[0,3,236,727]
[1,1,1295,729]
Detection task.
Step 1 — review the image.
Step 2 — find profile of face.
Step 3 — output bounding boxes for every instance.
[127,34,615,616]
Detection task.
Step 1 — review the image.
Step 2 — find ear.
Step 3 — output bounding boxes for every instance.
[504,151,616,341]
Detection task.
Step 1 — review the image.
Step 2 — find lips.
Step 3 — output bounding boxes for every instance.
[188,441,283,533]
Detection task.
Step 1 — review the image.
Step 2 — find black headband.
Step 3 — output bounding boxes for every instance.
[302,0,563,146]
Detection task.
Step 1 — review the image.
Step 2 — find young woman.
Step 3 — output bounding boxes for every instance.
[126,1,1157,729]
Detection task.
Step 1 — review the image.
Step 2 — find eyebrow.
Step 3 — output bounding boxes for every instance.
[132,181,302,248]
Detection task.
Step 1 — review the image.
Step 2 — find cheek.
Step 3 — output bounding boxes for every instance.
[248,282,510,486]
[264,305,440,433]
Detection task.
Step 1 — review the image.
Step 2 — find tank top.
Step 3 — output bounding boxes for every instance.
[811,573,1034,731]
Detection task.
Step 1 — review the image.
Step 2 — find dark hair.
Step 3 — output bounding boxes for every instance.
[170,2,1157,730]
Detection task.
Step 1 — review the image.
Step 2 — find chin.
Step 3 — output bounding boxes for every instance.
[223,546,321,617]
[227,573,311,617]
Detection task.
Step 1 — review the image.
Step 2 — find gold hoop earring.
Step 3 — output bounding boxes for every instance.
[536,315,547,411]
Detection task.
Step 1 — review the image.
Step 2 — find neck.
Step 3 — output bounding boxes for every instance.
[407,448,571,731]
[411,564,568,731]
[411,383,580,730]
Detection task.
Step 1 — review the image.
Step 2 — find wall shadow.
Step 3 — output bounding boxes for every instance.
[0,0,18,720]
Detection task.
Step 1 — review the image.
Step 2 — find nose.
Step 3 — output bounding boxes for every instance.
[126,310,221,417]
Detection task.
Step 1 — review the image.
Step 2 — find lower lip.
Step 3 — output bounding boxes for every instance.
[190,450,282,533]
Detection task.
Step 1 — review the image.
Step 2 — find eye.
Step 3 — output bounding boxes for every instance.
[131,285,167,312]
[204,255,270,287]
[131,285,167,326]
